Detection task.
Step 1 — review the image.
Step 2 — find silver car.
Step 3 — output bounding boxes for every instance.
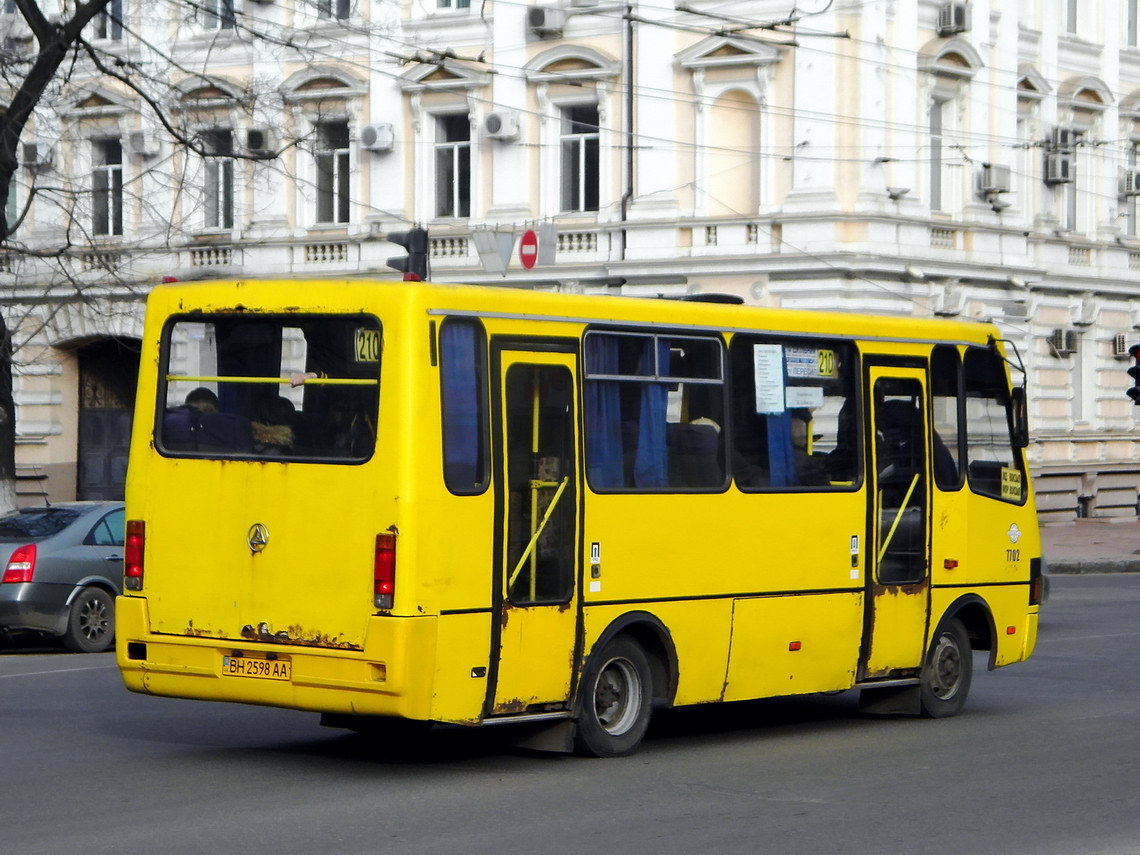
[0,502,124,653]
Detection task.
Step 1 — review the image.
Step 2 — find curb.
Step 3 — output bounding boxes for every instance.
[1047,559,1140,575]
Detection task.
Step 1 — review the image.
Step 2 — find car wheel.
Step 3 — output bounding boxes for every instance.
[573,636,653,757]
[62,587,115,653]
[919,617,972,718]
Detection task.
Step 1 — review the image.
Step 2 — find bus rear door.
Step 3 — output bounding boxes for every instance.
[862,366,931,678]
[489,344,580,715]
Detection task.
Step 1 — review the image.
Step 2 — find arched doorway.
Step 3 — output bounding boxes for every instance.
[76,337,140,500]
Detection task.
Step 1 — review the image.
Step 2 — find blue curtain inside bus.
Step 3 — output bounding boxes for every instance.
[585,337,624,486]
[440,322,481,490]
[633,339,668,487]
[767,411,797,487]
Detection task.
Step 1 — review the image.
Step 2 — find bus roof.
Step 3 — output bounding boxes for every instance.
[147,278,1002,348]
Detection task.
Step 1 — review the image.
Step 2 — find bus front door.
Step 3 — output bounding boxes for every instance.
[489,347,580,715]
[862,367,931,678]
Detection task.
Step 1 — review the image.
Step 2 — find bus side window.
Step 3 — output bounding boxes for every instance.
[440,319,489,494]
[729,336,859,491]
[583,331,725,492]
[930,345,963,490]
[963,347,1025,503]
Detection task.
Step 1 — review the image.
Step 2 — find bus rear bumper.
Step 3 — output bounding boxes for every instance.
[115,596,437,721]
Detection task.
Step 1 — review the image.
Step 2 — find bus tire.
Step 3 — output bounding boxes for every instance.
[573,636,653,757]
[62,587,115,653]
[919,617,972,718]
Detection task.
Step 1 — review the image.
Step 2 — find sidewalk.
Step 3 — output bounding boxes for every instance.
[1040,517,1140,574]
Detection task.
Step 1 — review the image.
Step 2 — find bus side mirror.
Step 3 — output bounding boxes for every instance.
[1011,387,1029,449]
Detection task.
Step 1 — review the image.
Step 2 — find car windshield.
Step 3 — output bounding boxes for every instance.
[0,508,81,539]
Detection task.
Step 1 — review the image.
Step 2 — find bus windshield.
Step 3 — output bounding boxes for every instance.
[157,314,380,462]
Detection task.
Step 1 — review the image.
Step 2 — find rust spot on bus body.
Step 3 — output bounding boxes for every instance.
[232,622,362,649]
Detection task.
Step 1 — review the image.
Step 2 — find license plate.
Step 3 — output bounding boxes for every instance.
[222,655,291,681]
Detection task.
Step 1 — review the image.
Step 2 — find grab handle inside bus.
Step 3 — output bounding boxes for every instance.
[878,473,921,564]
[509,476,570,588]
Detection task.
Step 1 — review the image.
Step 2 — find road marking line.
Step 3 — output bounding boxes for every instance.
[1041,631,1140,642]
[0,664,117,679]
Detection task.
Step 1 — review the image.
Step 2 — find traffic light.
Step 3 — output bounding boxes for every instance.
[385,227,429,282]
[1128,343,1140,404]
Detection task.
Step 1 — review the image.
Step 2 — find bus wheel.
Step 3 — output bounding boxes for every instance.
[62,587,115,653]
[919,618,972,718]
[574,636,653,757]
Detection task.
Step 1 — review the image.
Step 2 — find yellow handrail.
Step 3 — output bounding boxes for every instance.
[166,375,377,386]
[877,473,921,564]
[509,476,570,588]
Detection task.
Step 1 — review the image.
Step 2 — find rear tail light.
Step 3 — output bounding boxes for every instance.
[374,530,396,610]
[2,544,36,583]
[125,520,145,591]
[1028,556,1043,606]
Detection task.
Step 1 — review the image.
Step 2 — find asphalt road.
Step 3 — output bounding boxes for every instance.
[3,575,1140,855]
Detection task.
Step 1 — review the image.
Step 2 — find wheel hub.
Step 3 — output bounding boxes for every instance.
[929,634,962,699]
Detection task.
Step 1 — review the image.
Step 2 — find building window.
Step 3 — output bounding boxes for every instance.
[317,0,351,20]
[1063,131,1086,233]
[92,139,123,237]
[315,121,350,224]
[1130,0,1139,47]
[929,97,948,213]
[94,0,124,40]
[437,0,471,8]
[560,104,599,213]
[202,0,235,30]
[202,129,234,230]
[434,114,470,219]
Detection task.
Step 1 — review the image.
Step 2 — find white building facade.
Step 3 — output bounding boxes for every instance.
[3,0,1140,520]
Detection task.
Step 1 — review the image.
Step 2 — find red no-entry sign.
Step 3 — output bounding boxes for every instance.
[519,229,538,269]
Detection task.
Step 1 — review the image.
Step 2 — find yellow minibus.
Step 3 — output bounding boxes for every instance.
[117,279,1041,756]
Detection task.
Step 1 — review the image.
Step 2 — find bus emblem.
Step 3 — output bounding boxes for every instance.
[247,523,270,553]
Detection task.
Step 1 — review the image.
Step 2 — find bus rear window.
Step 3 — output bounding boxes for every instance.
[158,315,380,462]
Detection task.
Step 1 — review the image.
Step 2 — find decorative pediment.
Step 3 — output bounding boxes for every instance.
[1017,64,1050,100]
[1121,90,1140,120]
[282,65,367,100]
[398,59,491,93]
[174,76,243,110]
[523,45,620,84]
[917,37,982,79]
[676,36,782,71]
[1059,75,1113,112]
[64,86,134,117]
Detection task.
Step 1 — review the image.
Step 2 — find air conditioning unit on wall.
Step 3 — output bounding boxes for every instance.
[359,123,394,153]
[1050,127,1078,151]
[129,130,160,158]
[937,2,969,36]
[1045,152,1074,185]
[1114,333,1133,357]
[1122,170,1140,197]
[245,127,276,158]
[21,141,52,170]
[1050,328,1079,356]
[980,163,1011,194]
[527,5,565,38]
[483,111,520,141]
